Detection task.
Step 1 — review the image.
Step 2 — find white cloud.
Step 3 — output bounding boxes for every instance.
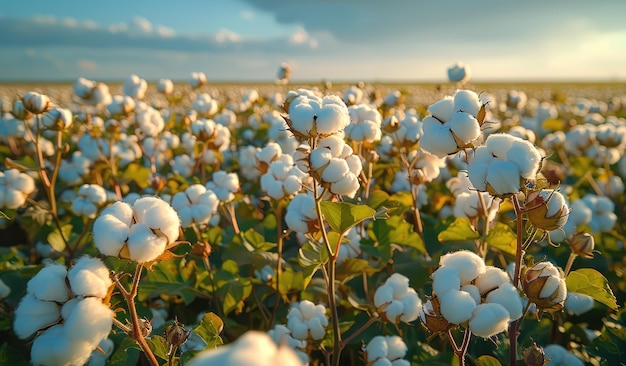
[215,28,241,43]
[77,59,98,72]
[240,10,255,20]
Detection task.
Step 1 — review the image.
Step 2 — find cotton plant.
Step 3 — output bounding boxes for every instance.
[267,324,309,365]
[13,257,114,366]
[345,103,382,144]
[58,151,92,185]
[260,154,307,200]
[73,77,112,108]
[170,184,220,228]
[123,74,148,100]
[189,71,207,89]
[192,93,219,118]
[446,172,501,226]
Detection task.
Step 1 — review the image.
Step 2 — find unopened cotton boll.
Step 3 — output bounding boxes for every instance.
[468,303,510,338]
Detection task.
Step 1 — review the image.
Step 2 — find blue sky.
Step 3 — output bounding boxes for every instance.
[1,0,625,82]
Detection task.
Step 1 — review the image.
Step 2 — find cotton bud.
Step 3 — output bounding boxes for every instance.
[523,342,546,366]
[22,91,51,114]
[522,261,566,312]
[524,189,569,231]
[569,232,595,259]
[373,273,421,324]
[165,319,191,349]
[41,107,73,130]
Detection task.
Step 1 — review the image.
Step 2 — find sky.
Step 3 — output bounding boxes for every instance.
[0,0,625,83]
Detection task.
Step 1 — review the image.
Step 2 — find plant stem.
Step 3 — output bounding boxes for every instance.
[339,313,379,348]
[563,252,577,276]
[116,264,159,366]
[509,194,525,366]
[270,201,285,328]
[447,328,472,366]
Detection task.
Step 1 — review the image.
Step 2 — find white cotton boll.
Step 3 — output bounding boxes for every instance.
[27,263,70,302]
[561,352,585,366]
[439,250,485,284]
[382,300,404,323]
[177,207,193,228]
[100,201,133,226]
[420,119,457,158]
[61,298,79,321]
[485,133,515,159]
[460,285,481,305]
[431,265,461,296]
[68,256,112,299]
[306,316,326,340]
[385,335,408,361]
[439,289,477,324]
[126,224,167,263]
[289,100,315,136]
[322,159,349,183]
[345,155,363,175]
[134,197,180,244]
[595,195,615,214]
[257,143,282,164]
[543,344,567,365]
[505,140,542,179]
[93,214,130,257]
[564,292,595,316]
[398,291,421,323]
[374,284,395,307]
[330,173,360,198]
[453,90,481,117]
[366,336,389,362]
[468,303,510,338]
[486,283,523,320]
[64,297,113,346]
[428,96,454,122]
[30,324,94,366]
[267,183,285,200]
[283,175,301,195]
[475,266,510,294]
[186,185,206,203]
[485,160,522,195]
[14,294,61,339]
[315,103,347,135]
[449,112,480,144]
[191,204,213,225]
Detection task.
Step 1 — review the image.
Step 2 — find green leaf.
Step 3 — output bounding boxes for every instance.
[216,275,252,315]
[320,201,376,235]
[298,239,329,288]
[47,224,72,252]
[475,355,502,366]
[278,268,304,295]
[242,228,277,252]
[566,268,618,310]
[121,162,151,189]
[146,336,170,361]
[485,222,517,256]
[336,258,377,282]
[194,312,224,349]
[109,336,141,366]
[371,215,425,254]
[437,217,480,242]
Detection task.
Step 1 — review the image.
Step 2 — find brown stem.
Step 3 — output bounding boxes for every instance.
[339,313,379,348]
[509,194,525,366]
[563,252,577,276]
[270,201,285,328]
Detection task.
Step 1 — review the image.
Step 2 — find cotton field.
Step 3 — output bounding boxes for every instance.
[1,73,626,366]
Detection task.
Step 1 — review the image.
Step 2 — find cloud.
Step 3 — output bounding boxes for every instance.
[240,0,626,45]
[77,59,98,72]
[0,15,320,53]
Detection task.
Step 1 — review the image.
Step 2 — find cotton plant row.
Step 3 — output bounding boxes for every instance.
[0,77,623,366]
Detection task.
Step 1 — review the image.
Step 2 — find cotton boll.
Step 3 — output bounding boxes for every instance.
[126,224,167,263]
[439,289,477,324]
[30,324,94,366]
[453,90,481,117]
[419,119,457,158]
[385,335,408,361]
[564,292,595,316]
[431,266,461,296]
[486,283,523,320]
[64,297,113,346]
[505,140,542,179]
[460,285,481,304]
[330,173,360,198]
[468,303,510,338]
[485,133,516,159]
[13,294,61,339]
[449,112,480,144]
[88,338,115,366]
[93,214,130,257]
[439,250,485,284]
[475,266,510,295]
[322,159,349,183]
[485,160,522,196]
[366,336,389,362]
[67,256,112,299]
[27,263,70,303]
[428,96,454,122]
